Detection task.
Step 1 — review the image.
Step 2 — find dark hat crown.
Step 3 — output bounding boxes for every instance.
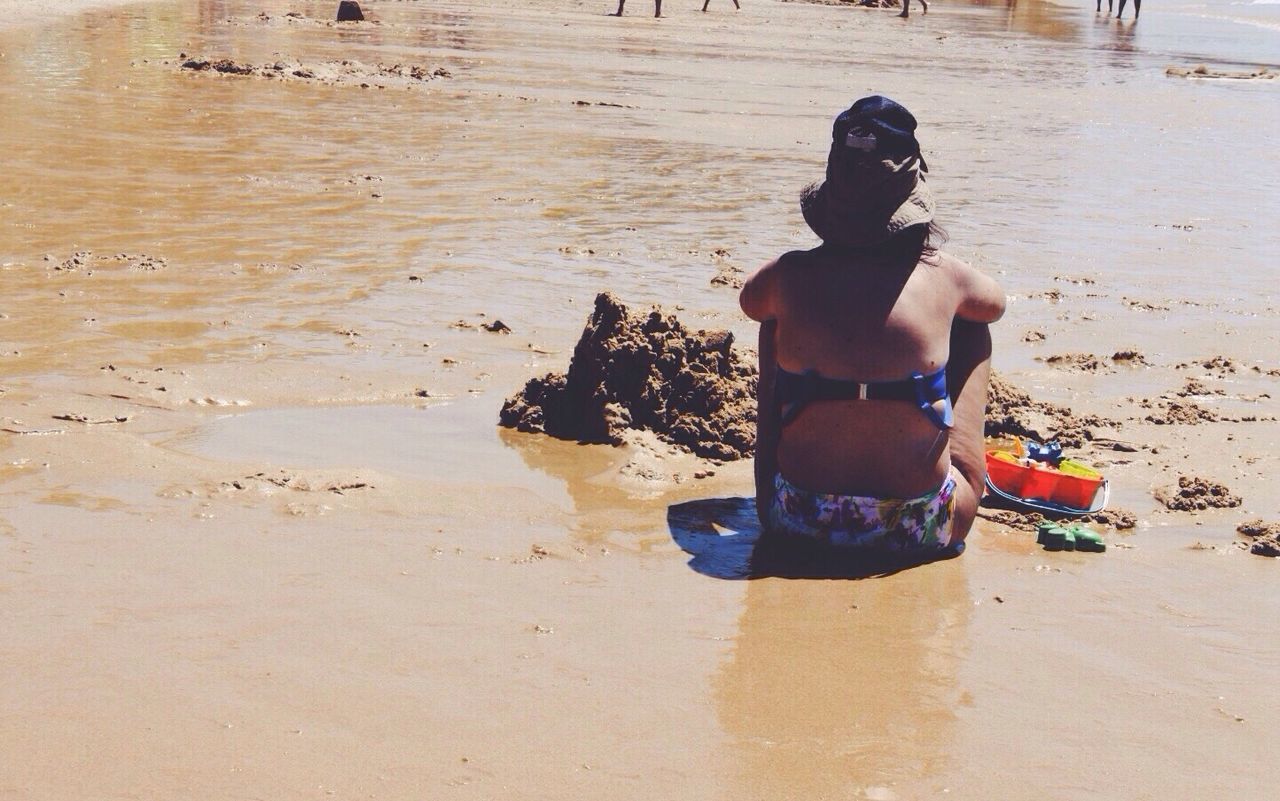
[831,95,922,164]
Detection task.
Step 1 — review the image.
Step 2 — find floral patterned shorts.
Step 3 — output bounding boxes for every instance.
[768,471,957,551]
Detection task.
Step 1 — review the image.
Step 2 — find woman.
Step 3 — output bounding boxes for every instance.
[740,96,1005,555]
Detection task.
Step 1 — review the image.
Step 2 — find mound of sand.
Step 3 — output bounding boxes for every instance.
[984,373,1110,447]
[499,293,758,461]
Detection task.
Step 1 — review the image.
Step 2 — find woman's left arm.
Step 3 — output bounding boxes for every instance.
[754,320,780,528]
[740,262,780,526]
[739,259,779,322]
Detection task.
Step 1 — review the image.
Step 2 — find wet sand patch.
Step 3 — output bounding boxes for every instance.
[4,2,1280,798]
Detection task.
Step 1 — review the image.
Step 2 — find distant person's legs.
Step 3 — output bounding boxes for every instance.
[611,0,624,15]
[898,0,926,18]
[655,0,662,17]
[1133,0,1140,18]
[1116,0,1127,17]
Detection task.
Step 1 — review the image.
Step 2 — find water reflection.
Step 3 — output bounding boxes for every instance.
[966,0,1083,41]
[715,562,971,798]
[497,424,682,547]
[1100,15,1139,68]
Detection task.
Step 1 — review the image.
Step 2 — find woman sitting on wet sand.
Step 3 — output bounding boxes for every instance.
[740,96,1005,556]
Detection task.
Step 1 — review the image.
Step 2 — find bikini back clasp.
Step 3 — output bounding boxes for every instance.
[776,364,953,431]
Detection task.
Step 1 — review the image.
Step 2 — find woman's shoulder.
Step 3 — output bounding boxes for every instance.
[740,248,824,321]
[773,248,823,269]
[923,249,969,270]
[748,248,822,287]
[920,250,989,287]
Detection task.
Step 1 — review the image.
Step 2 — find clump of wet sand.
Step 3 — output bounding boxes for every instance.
[1176,355,1237,374]
[500,292,758,461]
[1143,400,1220,425]
[1166,64,1275,81]
[1175,378,1224,397]
[1237,520,1280,557]
[1043,349,1148,369]
[1038,352,1109,372]
[1155,476,1242,511]
[172,56,451,88]
[47,251,166,273]
[707,249,744,289]
[1111,350,1149,366]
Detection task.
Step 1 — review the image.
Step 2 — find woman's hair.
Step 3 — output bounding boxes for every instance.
[839,220,947,266]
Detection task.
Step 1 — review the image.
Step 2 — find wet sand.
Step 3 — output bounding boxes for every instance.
[2,0,1279,799]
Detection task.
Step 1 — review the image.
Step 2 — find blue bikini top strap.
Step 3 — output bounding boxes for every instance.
[912,368,953,430]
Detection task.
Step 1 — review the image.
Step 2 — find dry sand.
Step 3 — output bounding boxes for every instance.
[1,0,1278,799]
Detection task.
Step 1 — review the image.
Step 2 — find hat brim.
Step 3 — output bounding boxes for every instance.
[800,172,935,247]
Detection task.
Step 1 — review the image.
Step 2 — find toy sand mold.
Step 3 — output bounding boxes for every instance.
[984,437,1110,516]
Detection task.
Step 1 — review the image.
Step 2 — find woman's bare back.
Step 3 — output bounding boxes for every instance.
[742,245,1004,498]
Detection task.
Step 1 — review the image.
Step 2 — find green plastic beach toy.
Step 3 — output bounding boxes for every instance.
[1035,520,1105,553]
[1036,523,1073,551]
[1068,524,1106,553]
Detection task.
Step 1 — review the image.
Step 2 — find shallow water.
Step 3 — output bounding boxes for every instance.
[1,0,1277,395]
[163,399,556,486]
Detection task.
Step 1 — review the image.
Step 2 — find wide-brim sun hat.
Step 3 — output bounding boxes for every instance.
[800,95,935,248]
